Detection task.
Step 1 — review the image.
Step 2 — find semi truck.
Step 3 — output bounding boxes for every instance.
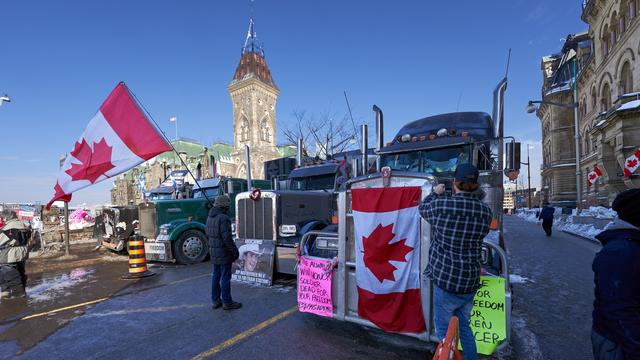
[141,177,270,264]
[234,153,355,275]
[298,78,512,352]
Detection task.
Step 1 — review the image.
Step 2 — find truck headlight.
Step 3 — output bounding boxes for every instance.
[159,225,172,236]
[278,224,297,237]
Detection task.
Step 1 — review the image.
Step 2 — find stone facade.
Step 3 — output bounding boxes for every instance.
[537,0,640,208]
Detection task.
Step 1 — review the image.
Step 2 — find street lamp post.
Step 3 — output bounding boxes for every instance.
[520,144,532,208]
[526,68,582,214]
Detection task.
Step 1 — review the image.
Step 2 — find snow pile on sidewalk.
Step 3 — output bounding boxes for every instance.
[559,219,603,239]
[516,209,539,223]
[573,206,617,219]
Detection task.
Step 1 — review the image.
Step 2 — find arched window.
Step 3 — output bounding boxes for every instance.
[602,24,611,57]
[621,1,628,32]
[239,117,249,142]
[591,87,597,110]
[620,61,633,94]
[601,83,612,111]
[631,0,637,20]
[260,118,270,142]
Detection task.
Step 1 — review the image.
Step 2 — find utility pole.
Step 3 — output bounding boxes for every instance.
[520,144,532,208]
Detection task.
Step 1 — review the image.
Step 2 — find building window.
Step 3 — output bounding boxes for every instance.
[260,118,271,142]
[601,83,612,111]
[239,117,249,142]
[602,24,611,57]
[591,87,597,110]
[620,61,634,94]
[631,0,637,20]
[611,13,619,43]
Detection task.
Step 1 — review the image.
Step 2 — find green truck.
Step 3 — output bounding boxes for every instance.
[141,177,270,264]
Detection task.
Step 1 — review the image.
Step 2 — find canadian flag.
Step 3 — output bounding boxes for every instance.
[47,83,171,208]
[352,187,425,333]
[587,166,602,186]
[623,148,640,178]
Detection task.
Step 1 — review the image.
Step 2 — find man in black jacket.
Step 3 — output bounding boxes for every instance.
[592,189,640,359]
[206,195,241,310]
[537,202,555,237]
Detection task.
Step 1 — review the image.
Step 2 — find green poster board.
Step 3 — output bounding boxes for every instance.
[459,275,507,355]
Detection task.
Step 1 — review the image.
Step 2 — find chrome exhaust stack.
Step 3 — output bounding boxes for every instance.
[373,105,384,172]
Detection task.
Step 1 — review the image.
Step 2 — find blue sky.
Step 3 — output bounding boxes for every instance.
[0,0,587,206]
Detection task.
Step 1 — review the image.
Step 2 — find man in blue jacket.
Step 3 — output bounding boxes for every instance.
[537,202,555,237]
[592,189,640,359]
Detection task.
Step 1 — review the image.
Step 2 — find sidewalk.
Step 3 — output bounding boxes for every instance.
[515,208,611,246]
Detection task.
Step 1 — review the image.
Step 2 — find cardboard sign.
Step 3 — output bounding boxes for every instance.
[463,275,507,355]
[231,239,276,286]
[297,256,333,317]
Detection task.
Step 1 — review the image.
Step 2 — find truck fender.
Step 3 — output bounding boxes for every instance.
[169,222,207,242]
[299,220,326,236]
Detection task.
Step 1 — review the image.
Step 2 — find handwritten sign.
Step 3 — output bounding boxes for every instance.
[461,275,507,355]
[297,256,333,317]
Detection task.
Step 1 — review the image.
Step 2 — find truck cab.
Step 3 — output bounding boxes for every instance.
[141,177,270,264]
[235,159,352,275]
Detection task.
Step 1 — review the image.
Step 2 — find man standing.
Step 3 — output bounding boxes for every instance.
[206,195,242,310]
[592,189,640,359]
[419,164,492,360]
[538,202,555,237]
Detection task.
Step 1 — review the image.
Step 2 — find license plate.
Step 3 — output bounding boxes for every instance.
[145,242,167,254]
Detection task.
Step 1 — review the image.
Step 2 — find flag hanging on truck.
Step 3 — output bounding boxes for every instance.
[352,187,425,333]
[46,83,172,208]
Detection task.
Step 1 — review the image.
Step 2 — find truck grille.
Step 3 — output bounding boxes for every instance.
[237,197,274,240]
[139,203,157,239]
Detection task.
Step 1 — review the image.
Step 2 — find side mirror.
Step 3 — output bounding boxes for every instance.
[505,142,521,171]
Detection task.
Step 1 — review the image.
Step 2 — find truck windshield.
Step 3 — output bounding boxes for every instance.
[193,186,219,199]
[381,145,471,175]
[290,174,335,191]
[149,193,173,200]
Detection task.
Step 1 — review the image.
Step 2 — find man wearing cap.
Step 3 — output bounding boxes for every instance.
[205,195,242,310]
[238,244,263,272]
[419,163,492,360]
[591,189,640,359]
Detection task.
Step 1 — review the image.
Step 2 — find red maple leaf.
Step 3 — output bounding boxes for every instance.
[627,159,638,169]
[589,173,597,181]
[65,138,115,183]
[362,223,414,283]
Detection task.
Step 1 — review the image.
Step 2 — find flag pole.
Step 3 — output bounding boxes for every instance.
[126,84,214,207]
[64,201,70,256]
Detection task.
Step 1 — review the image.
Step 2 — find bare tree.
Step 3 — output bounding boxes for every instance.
[281,110,359,159]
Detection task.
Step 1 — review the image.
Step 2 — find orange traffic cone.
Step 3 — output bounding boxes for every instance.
[121,236,155,279]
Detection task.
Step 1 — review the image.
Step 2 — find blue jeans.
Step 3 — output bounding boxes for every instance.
[434,285,478,360]
[211,263,232,304]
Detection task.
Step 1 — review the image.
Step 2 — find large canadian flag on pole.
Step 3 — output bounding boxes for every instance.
[352,187,425,333]
[47,83,171,208]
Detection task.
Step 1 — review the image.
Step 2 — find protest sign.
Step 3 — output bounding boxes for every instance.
[461,275,507,355]
[231,239,275,286]
[297,256,333,317]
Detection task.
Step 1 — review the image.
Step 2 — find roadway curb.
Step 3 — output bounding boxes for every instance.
[561,229,601,246]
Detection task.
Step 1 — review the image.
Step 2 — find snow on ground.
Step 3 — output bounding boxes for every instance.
[26,267,95,302]
[516,207,615,240]
[509,274,532,284]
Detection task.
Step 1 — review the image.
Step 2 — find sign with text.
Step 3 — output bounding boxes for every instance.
[231,239,276,286]
[297,256,333,317]
[461,275,507,355]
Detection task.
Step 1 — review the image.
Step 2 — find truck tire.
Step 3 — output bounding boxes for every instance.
[173,230,208,264]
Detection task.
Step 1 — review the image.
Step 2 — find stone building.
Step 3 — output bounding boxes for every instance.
[537,0,640,208]
[225,17,281,179]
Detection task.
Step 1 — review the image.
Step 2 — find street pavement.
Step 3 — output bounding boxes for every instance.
[0,216,603,359]
[504,215,601,360]
[0,261,428,359]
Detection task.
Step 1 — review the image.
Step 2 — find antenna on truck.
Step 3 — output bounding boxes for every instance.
[344,91,360,146]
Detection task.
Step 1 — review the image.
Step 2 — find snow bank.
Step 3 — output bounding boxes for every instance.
[572,206,617,219]
[516,207,614,240]
[516,209,539,223]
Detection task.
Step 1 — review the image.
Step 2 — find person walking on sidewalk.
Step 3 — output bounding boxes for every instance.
[538,202,555,237]
[419,164,492,360]
[591,189,640,359]
[206,195,242,310]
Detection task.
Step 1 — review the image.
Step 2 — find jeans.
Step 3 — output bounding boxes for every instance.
[211,263,232,304]
[434,285,478,360]
[591,329,624,360]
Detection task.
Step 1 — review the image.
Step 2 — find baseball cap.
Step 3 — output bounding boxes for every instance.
[454,163,479,184]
